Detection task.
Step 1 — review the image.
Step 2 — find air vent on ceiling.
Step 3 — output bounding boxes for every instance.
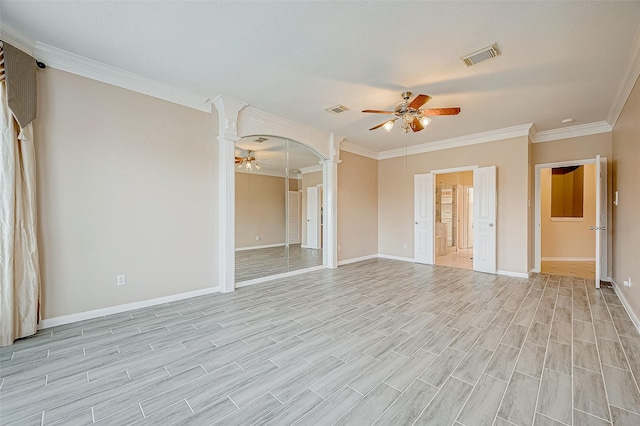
[325,104,350,114]
[461,43,502,67]
[254,137,268,143]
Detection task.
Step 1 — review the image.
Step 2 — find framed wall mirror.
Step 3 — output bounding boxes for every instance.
[234,136,324,283]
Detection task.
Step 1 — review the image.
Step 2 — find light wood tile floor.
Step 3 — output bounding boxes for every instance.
[541,260,596,280]
[2,259,640,425]
[235,244,323,282]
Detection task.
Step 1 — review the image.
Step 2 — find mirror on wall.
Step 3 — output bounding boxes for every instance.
[235,136,324,283]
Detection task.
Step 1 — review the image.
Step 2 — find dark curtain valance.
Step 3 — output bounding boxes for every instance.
[0,42,37,128]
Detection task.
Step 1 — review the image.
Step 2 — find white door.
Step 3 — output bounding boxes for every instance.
[288,191,301,244]
[306,186,320,249]
[595,155,608,288]
[414,174,434,264]
[473,166,497,273]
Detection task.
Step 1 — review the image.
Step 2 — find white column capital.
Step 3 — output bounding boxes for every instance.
[213,96,248,141]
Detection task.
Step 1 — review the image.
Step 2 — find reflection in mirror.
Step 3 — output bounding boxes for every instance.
[551,166,584,218]
[235,136,324,283]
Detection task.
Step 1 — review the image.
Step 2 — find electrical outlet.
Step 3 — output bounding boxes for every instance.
[255,236,260,241]
[624,279,630,287]
[403,243,408,249]
[117,275,126,286]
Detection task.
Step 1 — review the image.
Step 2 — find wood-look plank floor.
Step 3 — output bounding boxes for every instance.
[2,259,640,425]
[235,244,323,283]
[541,260,596,280]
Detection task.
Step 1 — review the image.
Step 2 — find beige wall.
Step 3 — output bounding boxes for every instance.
[337,151,378,261]
[235,172,286,248]
[612,76,640,319]
[301,171,323,247]
[540,165,596,259]
[378,136,529,274]
[35,68,218,319]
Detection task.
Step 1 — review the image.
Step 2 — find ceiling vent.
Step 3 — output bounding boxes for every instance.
[325,104,350,114]
[461,43,501,67]
[254,137,268,143]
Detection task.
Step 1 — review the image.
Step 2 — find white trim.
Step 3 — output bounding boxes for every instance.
[338,254,379,266]
[0,24,212,113]
[340,141,379,160]
[611,279,640,333]
[529,269,540,274]
[497,270,530,279]
[39,287,220,329]
[430,165,479,175]
[378,123,532,160]
[235,243,285,252]
[541,257,596,262]
[377,254,416,263]
[532,121,612,143]
[0,23,35,56]
[608,25,640,128]
[550,217,584,222]
[236,265,326,288]
[300,164,323,174]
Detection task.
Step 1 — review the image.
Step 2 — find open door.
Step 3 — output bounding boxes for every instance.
[306,186,320,249]
[595,155,608,288]
[414,173,434,264]
[473,166,497,273]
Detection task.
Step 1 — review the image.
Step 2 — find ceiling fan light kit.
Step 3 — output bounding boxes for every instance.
[363,92,460,134]
[235,150,261,171]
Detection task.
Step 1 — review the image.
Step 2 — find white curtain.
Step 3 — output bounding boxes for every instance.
[0,57,41,346]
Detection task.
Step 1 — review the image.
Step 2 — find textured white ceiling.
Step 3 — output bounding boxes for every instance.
[2,1,640,152]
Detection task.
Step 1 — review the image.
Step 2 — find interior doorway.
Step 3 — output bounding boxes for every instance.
[414,165,496,274]
[534,156,608,285]
[434,171,474,270]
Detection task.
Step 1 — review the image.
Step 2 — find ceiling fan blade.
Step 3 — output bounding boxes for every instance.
[420,107,461,116]
[369,118,397,131]
[408,94,432,110]
[410,117,425,132]
[235,157,243,164]
[362,109,396,114]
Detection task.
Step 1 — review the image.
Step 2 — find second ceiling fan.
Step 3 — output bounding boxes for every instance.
[363,92,460,133]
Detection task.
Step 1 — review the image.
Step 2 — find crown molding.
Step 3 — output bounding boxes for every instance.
[0,23,34,56]
[378,123,533,160]
[300,164,323,174]
[1,24,211,113]
[532,121,612,143]
[608,25,640,128]
[340,141,379,160]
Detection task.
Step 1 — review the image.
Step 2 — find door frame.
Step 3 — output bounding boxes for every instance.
[533,158,606,276]
[414,165,479,265]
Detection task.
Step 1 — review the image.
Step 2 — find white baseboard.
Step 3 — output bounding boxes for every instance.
[338,254,378,266]
[39,287,220,329]
[235,243,285,252]
[610,279,640,333]
[377,254,415,263]
[497,270,530,279]
[529,269,540,274]
[236,265,326,288]
[540,257,596,262]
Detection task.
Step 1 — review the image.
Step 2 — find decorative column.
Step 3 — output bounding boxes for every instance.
[213,96,247,293]
[323,133,345,269]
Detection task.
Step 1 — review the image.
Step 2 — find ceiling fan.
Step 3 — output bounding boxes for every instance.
[235,150,261,171]
[363,92,460,133]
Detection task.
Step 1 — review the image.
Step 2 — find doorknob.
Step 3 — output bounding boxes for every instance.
[415,222,418,225]
[489,223,494,227]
